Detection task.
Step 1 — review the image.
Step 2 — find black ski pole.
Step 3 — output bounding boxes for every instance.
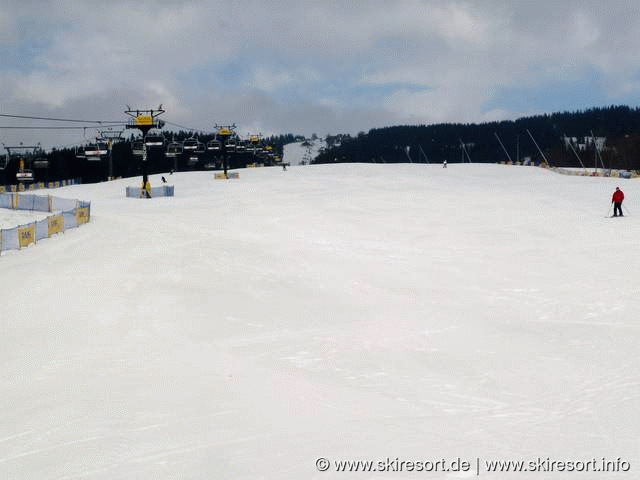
[623,204,631,216]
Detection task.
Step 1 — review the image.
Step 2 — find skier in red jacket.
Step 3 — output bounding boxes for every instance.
[612,187,624,217]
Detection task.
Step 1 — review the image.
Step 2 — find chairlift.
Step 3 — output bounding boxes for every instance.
[187,155,199,166]
[90,137,109,155]
[235,141,246,152]
[97,141,109,155]
[85,142,106,160]
[207,139,221,151]
[0,154,7,169]
[225,138,237,151]
[132,140,145,156]
[248,142,263,153]
[183,137,199,150]
[33,158,49,168]
[144,129,164,147]
[84,143,102,157]
[166,141,183,158]
[16,170,34,182]
[195,141,205,154]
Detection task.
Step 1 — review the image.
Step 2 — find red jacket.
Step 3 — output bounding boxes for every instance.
[612,190,624,203]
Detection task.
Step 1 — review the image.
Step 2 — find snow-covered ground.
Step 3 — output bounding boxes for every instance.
[0,208,50,229]
[2,163,639,479]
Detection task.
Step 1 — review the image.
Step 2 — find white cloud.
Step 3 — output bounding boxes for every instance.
[0,10,16,45]
[250,68,297,93]
[568,11,601,50]
[2,1,640,149]
[429,3,494,45]
[384,82,493,126]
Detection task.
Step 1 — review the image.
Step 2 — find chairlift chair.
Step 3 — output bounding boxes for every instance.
[33,158,49,169]
[166,141,183,158]
[84,143,104,160]
[249,142,263,153]
[131,140,145,156]
[0,154,7,169]
[16,169,34,182]
[207,139,221,151]
[225,138,237,152]
[183,137,199,150]
[144,129,165,148]
[195,141,205,154]
[96,141,109,155]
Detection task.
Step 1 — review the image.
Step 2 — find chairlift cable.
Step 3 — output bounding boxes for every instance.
[0,113,124,124]
[0,126,101,130]
[163,120,202,132]
[0,124,127,130]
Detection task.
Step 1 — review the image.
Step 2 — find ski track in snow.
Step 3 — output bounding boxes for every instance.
[1,163,639,479]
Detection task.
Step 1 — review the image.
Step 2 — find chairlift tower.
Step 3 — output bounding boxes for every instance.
[215,124,237,177]
[124,106,166,187]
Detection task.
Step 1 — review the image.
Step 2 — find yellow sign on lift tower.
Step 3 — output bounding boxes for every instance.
[135,115,154,126]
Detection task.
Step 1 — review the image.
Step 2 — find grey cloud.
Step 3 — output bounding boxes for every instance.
[2,1,640,149]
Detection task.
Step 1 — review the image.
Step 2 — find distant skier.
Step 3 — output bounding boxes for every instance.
[443,160,447,168]
[161,176,167,183]
[612,187,624,217]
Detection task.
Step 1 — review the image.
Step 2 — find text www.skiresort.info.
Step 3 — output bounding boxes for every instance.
[315,456,631,474]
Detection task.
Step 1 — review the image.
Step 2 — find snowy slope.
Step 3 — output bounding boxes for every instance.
[0,208,50,229]
[282,140,324,165]
[2,164,639,479]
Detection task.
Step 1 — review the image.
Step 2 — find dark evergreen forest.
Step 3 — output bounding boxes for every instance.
[0,132,301,185]
[3,105,640,185]
[314,105,640,171]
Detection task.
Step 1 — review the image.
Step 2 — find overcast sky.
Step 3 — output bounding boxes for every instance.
[2,0,640,149]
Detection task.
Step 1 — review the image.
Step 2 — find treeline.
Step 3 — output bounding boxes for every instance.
[0,132,301,185]
[5,105,640,185]
[313,105,640,170]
